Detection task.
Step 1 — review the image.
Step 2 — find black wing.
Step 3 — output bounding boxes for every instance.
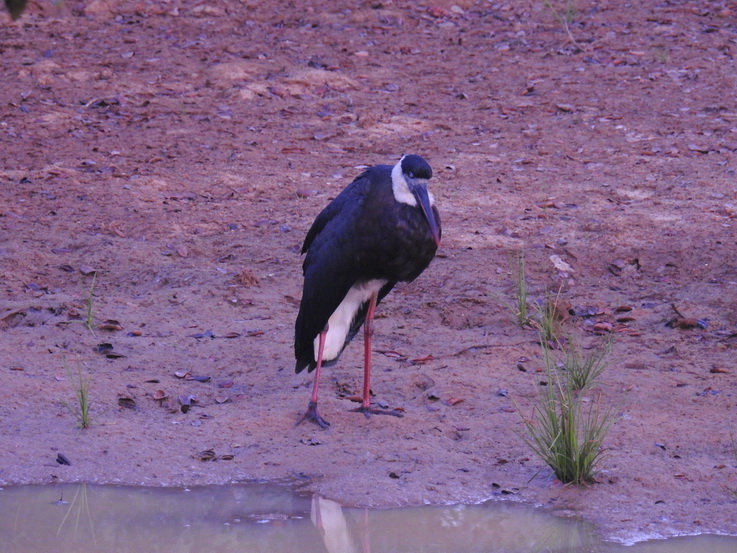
[294,170,377,372]
[300,169,369,254]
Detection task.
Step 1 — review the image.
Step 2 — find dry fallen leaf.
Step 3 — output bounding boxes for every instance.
[296,188,318,198]
[555,103,575,112]
[98,319,123,332]
[186,375,211,383]
[570,305,604,318]
[381,350,407,360]
[118,396,137,409]
[94,342,125,358]
[152,389,168,401]
[592,322,613,333]
[666,317,707,330]
[94,343,114,354]
[550,254,574,274]
[56,453,72,466]
[428,5,450,18]
[178,394,197,413]
[197,449,217,461]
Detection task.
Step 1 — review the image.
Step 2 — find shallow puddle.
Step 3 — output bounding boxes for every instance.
[0,484,734,553]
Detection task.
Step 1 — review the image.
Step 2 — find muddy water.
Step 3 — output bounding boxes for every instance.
[0,484,734,553]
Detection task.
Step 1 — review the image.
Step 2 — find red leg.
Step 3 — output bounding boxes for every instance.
[361,291,378,410]
[352,292,402,419]
[297,327,330,428]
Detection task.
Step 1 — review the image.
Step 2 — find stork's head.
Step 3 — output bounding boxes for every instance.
[391,154,441,246]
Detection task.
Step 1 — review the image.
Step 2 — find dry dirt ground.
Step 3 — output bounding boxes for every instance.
[1,0,737,545]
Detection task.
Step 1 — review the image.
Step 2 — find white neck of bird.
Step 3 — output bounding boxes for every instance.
[391,160,435,207]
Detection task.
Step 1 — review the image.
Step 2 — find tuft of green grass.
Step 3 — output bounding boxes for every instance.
[560,335,612,392]
[513,251,530,327]
[501,256,566,344]
[84,272,97,332]
[544,0,585,51]
[533,287,564,344]
[545,0,577,24]
[62,362,92,429]
[493,250,532,328]
[726,428,737,498]
[517,336,614,484]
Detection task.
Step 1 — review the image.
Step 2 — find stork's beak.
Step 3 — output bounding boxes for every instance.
[410,180,441,247]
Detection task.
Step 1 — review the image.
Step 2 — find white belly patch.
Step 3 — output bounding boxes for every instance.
[316,279,387,362]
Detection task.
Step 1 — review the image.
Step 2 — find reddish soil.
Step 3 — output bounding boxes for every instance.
[1,0,736,545]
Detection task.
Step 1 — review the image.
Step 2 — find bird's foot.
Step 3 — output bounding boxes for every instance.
[296,401,331,429]
[351,405,404,419]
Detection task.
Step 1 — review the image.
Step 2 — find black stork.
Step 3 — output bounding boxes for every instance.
[294,154,441,428]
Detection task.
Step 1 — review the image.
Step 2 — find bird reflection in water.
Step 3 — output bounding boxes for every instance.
[311,495,371,553]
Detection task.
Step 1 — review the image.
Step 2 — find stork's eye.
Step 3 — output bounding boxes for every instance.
[407,171,414,178]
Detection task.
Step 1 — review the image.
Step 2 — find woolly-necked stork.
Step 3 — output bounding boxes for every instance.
[294,154,441,428]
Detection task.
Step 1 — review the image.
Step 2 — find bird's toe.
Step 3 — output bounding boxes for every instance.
[351,405,404,419]
[297,402,331,429]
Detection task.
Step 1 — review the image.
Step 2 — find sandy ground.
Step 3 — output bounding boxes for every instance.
[1,0,737,545]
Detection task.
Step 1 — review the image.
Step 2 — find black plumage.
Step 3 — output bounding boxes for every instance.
[294,154,441,427]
